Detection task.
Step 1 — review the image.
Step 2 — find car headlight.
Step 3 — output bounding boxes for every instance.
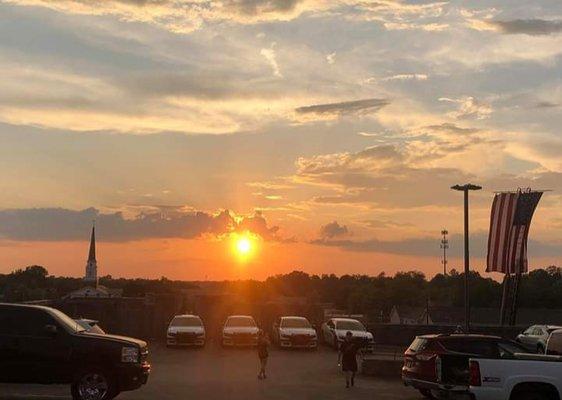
[197,332,205,338]
[121,346,139,363]
[223,332,232,337]
[167,331,176,337]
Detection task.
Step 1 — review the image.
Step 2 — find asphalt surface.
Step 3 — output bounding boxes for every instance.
[0,342,423,400]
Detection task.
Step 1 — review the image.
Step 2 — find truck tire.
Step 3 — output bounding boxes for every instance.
[71,368,118,400]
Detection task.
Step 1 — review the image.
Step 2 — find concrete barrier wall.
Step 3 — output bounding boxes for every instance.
[369,324,524,346]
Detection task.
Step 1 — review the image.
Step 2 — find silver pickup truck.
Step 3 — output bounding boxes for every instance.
[469,353,562,400]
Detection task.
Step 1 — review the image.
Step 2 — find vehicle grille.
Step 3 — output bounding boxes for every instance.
[177,332,199,344]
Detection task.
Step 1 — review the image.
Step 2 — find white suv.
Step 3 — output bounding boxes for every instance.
[321,318,374,351]
[273,316,317,349]
[166,314,205,347]
[222,315,259,347]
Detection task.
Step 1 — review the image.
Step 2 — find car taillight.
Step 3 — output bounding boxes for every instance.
[469,360,481,386]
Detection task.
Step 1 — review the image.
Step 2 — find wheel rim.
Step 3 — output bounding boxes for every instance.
[78,373,109,400]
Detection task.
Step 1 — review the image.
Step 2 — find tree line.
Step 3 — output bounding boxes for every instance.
[1,265,561,321]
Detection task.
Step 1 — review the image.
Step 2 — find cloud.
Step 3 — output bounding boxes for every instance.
[383,74,428,81]
[4,0,316,33]
[260,44,283,78]
[0,207,280,242]
[326,52,336,65]
[490,19,562,36]
[319,221,349,239]
[349,0,449,31]
[312,233,562,258]
[439,97,493,120]
[295,98,390,117]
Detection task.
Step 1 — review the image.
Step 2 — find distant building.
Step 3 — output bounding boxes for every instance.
[67,285,123,299]
[66,224,122,299]
[390,306,425,325]
[84,224,98,285]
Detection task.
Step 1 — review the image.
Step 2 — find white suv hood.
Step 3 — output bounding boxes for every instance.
[223,326,259,335]
[168,326,205,335]
[280,328,317,336]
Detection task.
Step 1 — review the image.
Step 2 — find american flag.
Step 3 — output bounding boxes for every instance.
[486,191,542,274]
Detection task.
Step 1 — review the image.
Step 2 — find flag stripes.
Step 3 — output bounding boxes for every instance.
[486,191,542,274]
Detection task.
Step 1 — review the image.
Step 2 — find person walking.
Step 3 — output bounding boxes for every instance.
[338,331,359,388]
[257,329,270,380]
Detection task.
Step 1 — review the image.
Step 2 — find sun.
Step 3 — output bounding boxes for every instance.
[236,237,252,255]
[231,232,257,261]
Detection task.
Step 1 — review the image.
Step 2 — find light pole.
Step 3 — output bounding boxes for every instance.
[451,183,482,332]
[440,229,448,276]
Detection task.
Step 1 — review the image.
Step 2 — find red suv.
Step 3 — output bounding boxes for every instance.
[402,334,528,399]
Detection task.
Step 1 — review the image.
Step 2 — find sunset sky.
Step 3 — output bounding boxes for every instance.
[0,0,561,280]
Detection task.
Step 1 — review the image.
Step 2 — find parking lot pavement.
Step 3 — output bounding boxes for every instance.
[0,342,422,400]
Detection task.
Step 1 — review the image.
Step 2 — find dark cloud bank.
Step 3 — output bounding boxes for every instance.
[0,207,278,242]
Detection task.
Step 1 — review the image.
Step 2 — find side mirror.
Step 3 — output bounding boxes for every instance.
[44,324,58,336]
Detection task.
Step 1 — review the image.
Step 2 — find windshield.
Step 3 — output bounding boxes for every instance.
[225,317,256,328]
[75,320,106,334]
[281,318,311,328]
[49,308,85,333]
[171,316,203,327]
[336,320,365,331]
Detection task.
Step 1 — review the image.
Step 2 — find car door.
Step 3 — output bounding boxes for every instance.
[18,308,73,383]
[0,306,29,382]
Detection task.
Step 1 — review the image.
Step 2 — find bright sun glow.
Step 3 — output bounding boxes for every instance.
[231,232,257,261]
[236,237,252,254]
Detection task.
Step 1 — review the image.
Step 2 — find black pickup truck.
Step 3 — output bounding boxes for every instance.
[0,303,150,400]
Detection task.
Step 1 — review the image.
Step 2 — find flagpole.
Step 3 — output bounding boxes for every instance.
[452,183,482,333]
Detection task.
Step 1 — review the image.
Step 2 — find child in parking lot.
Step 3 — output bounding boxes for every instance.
[338,331,359,388]
[257,329,270,379]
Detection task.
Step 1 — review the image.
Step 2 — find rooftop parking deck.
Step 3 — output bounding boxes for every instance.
[0,342,421,400]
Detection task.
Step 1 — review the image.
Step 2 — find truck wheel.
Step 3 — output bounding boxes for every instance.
[418,389,435,399]
[71,369,117,400]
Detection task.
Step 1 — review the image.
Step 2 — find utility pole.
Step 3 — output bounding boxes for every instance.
[451,183,482,333]
[440,229,449,276]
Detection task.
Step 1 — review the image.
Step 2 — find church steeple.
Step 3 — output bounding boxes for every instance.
[88,224,96,262]
[84,222,98,286]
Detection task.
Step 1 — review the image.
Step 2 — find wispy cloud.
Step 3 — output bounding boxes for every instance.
[260,44,283,78]
[295,98,390,117]
[490,19,562,36]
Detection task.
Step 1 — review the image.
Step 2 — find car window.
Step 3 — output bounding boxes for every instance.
[281,318,311,328]
[335,320,365,331]
[408,338,428,352]
[523,326,535,335]
[225,317,256,327]
[12,309,58,337]
[171,316,203,327]
[441,339,498,357]
[533,327,545,336]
